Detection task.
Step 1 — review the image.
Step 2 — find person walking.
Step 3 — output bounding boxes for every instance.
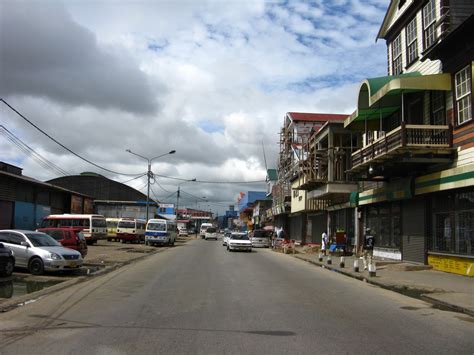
[362,227,375,270]
[321,231,329,255]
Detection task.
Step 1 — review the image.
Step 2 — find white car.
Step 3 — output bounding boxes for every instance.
[222,232,231,246]
[0,230,83,275]
[227,232,252,252]
[204,227,218,240]
[178,229,188,236]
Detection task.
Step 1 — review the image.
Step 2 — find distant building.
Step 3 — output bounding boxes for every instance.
[47,172,159,219]
[0,162,92,229]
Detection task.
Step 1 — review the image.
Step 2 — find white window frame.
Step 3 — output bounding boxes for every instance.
[455,66,472,125]
[405,17,418,66]
[392,34,402,75]
[423,0,437,50]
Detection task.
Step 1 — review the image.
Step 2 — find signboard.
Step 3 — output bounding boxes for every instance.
[159,204,174,208]
[428,254,474,277]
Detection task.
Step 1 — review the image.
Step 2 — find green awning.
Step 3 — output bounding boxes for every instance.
[345,72,452,128]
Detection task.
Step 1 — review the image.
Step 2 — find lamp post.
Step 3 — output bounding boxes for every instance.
[126,149,176,221]
[176,178,196,220]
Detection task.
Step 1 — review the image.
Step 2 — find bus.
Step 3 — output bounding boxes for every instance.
[40,214,107,244]
[116,218,146,243]
[145,219,177,247]
[106,218,120,242]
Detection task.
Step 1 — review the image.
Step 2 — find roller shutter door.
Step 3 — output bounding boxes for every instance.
[309,213,326,244]
[402,198,426,263]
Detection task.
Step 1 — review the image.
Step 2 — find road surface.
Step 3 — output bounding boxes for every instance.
[0,237,472,354]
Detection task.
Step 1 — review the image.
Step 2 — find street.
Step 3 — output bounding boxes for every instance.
[0,237,472,354]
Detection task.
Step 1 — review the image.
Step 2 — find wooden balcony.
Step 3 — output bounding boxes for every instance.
[350,124,453,173]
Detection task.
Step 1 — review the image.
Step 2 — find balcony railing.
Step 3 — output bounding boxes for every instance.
[351,124,452,170]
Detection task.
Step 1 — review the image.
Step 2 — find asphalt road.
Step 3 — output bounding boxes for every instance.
[0,237,472,354]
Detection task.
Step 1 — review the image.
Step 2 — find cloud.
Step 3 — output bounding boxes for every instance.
[0,1,158,114]
[0,0,389,213]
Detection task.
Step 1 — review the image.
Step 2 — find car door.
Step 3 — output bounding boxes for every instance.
[5,232,29,267]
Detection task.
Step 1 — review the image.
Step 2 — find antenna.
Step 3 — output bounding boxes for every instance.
[262,140,268,171]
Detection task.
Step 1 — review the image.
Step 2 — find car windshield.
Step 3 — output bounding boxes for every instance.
[118,221,135,228]
[92,219,106,228]
[207,227,216,233]
[107,221,118,228]
[26,233,62,247]
[253,231,272,238]
[231,234,249,240]
[147,223,166,231]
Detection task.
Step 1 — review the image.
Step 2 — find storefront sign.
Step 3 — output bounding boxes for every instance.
[428,254,474,277]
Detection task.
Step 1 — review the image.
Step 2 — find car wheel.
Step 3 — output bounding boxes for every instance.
[0,257,14,277]
[29,257,44,275]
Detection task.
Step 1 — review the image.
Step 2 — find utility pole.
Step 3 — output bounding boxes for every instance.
[176,178,196,220]
[126,149,176,220]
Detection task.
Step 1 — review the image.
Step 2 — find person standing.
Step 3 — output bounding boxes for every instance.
[321,231,329,255]
[362,227,375,270]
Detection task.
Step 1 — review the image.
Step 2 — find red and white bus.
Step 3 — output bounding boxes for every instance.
[116,218,146,243]
[40,214,107,244]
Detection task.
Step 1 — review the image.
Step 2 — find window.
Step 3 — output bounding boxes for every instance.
[455,66,472,125]
[431,91,445,125]
[430,189,474,256]
[392,34,403,75]
[423,0,437,50]
[405,17,418,66]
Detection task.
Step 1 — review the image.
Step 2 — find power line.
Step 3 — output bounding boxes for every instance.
[1,98,144,177]
[0,125,71,176]
[154,173,266,184]
[119,173,148,184]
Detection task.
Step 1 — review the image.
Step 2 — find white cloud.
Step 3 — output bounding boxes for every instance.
[0,0,388,213]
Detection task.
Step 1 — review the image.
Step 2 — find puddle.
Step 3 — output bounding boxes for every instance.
[0,278,63,299]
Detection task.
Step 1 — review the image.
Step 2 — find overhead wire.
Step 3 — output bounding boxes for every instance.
[0,125,71,176]
[1,98,144,177]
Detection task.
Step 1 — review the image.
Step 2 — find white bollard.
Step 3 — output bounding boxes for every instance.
[327,254,332,265]
[353,258,359,272]
[369,262,376,277]
[340,256,345,268]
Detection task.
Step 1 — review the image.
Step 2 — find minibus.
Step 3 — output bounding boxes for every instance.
[40,214,107,244]
[145,219,177,246]
[116,218,146,243]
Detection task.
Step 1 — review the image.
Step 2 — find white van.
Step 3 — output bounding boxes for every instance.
[145,219,177,246]
[200,223,213,239]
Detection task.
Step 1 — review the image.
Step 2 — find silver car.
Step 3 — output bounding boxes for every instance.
[0,230,83,275]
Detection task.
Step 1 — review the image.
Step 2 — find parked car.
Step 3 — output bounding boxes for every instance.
[227,232,252,252]
[0,230,83,275]
[249,229,273,248]
[205,227,218,240]
[36,227,88,258]
[178,229,188,237]
[0,242,15,277]
[222,231,232,246]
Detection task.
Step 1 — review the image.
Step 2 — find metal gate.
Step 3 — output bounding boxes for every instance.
[402,198,426,263]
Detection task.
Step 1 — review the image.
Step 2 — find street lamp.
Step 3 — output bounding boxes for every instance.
[126,149,176,221]
[176,178,196,219]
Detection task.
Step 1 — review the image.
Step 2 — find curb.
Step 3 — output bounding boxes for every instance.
[292,254,474,317]
[0,238,193,313]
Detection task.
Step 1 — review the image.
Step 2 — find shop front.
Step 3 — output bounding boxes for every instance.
[415,166,474,276]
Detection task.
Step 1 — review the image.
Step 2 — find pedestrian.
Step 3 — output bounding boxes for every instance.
[321,231,328,255]
[362,227,375,270]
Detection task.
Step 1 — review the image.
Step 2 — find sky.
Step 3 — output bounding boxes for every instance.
[0,0,389,215]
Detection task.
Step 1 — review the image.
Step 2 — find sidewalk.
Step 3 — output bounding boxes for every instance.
[287,251,474,316]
